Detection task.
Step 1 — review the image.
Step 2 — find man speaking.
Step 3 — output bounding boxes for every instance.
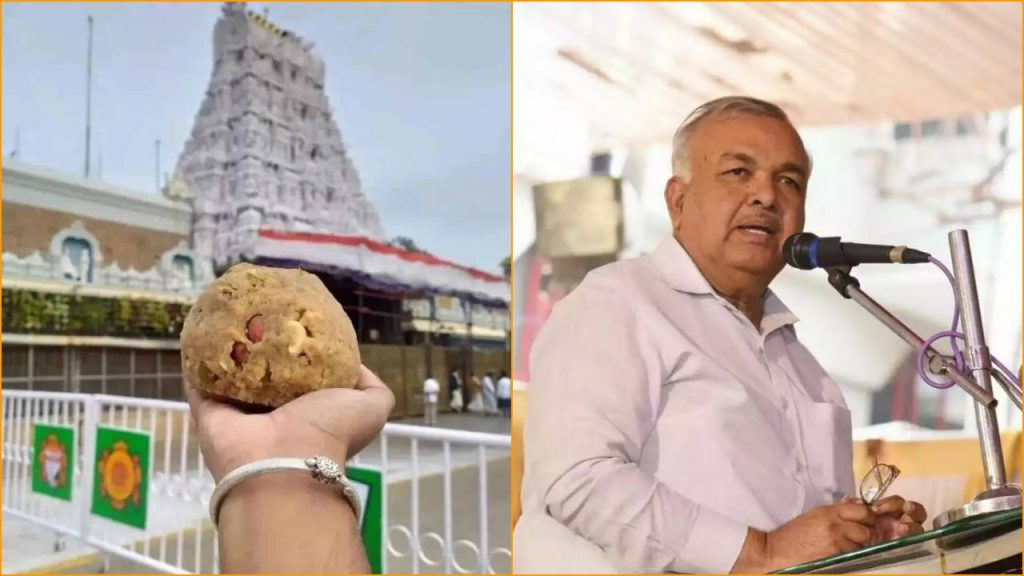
[514,97,926,573]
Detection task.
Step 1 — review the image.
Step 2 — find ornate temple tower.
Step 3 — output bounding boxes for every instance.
[170,2,384,268]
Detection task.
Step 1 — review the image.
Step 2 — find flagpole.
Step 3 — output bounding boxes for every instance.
[84,15,94,177]
[155,139,161,192]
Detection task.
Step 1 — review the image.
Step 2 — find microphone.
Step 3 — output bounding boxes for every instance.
[783,233,931,270]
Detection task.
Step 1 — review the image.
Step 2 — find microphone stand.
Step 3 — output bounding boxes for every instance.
[938,230,1021,527]
[820,229,1021,529]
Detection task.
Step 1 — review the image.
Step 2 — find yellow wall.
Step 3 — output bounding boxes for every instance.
[512,385,1022,527]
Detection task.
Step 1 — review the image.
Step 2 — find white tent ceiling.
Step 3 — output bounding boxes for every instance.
[514,2,1022,179]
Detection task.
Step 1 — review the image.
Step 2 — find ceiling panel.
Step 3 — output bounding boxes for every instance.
[514,2,1022,179]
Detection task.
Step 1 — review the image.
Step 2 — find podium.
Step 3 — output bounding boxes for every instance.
[777,508,1021,574]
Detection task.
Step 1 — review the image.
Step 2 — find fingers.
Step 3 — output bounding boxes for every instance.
[187,387,243,425]
[902,500,927,524]
[356,365,397,416]
[834,531,863,554]
[327,367,395,459]
[876,514,925,541]
[901,520,925,537]
[885,521,918,540]
[186,386,202,415]
[870,495,907,517]
[872,496,926,526]
[836,541,859,554]
[838,519,873,547]
[357,365,390,391]
[357,365,387,390]
[894,515,925,537]
[836,501,875,525]
[875,515,899,542]
[280,366,395,459]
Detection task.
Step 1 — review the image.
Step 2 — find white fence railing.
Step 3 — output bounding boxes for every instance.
[2,390,510,574]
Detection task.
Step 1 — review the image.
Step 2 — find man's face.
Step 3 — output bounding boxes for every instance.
[668,114,809,282]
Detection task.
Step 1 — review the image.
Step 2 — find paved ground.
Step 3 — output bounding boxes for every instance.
[2,412,510,574]
[398,411,510,436]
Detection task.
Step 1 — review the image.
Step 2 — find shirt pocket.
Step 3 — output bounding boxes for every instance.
[800,402,856,503]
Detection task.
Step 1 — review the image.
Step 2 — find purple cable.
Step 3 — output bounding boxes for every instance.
[915,257,966,388]
[917,256,1022,392]
[916,330,961,389]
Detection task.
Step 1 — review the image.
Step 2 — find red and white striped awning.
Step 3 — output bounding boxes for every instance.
[253,230,510,304]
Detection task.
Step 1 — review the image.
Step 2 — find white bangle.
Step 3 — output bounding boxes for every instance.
[208,456,362,527]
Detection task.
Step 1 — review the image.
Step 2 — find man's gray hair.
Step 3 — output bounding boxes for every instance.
[671,96,792,181]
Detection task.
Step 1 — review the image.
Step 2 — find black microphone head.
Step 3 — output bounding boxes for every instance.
[783,232,819,270]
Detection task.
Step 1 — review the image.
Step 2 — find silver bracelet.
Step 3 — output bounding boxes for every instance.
[208,456,362,527]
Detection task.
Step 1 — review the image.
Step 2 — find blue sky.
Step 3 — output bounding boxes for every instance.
[2,2,510,273]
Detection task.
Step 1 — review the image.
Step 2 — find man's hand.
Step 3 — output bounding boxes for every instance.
[188,365,395,482]
[867,495,927,544]
[732,501,875,573]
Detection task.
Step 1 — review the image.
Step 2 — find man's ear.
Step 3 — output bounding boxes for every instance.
[664,176,687,233]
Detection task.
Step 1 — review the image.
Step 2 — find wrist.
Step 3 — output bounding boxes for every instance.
[270,422,350,468]
[731,527,769,573]
[215,467,366,573]
[209,429,349,482]
[221,470,356,523]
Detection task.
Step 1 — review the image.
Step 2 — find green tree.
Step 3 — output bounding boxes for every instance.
[390,236,430,255]
[499,255,511,279]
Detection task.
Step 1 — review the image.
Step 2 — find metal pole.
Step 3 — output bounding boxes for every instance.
[465,299,474,383]
[410,439,420,574]
[84,16,93,177]
[843,285,996,407]
[155,139,161,192]
[426,295,435,375]
[80,397,99,540]
[991,368,1022,410]
[477,445,489,573]
[948,229,1007,491]
[442,441,453,574]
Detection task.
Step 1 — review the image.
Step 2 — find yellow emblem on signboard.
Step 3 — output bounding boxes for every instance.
[98,440,142,510]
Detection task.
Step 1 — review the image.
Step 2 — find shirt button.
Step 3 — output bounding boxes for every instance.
[795,461,805,473]
[780,398,789,410]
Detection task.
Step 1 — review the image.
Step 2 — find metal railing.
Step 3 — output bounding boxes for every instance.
[2,389,510,574]
[373,423,511,574]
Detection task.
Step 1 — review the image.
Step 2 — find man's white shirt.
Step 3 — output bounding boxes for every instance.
[423,377,440,404]
[514,236,855,573]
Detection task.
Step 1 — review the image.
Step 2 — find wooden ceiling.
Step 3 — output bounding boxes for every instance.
[514,2,1022,178]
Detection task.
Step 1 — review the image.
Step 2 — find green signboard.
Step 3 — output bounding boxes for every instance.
[31,423,75,501]
[91,426,151,529]
[347,464,383,574]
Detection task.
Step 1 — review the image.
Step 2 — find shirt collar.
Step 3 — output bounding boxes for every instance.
[649,235,715,295]
[761,290,800,334]
[648,235,800,333]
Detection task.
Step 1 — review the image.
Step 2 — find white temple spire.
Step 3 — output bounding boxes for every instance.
[173,6,384,268]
